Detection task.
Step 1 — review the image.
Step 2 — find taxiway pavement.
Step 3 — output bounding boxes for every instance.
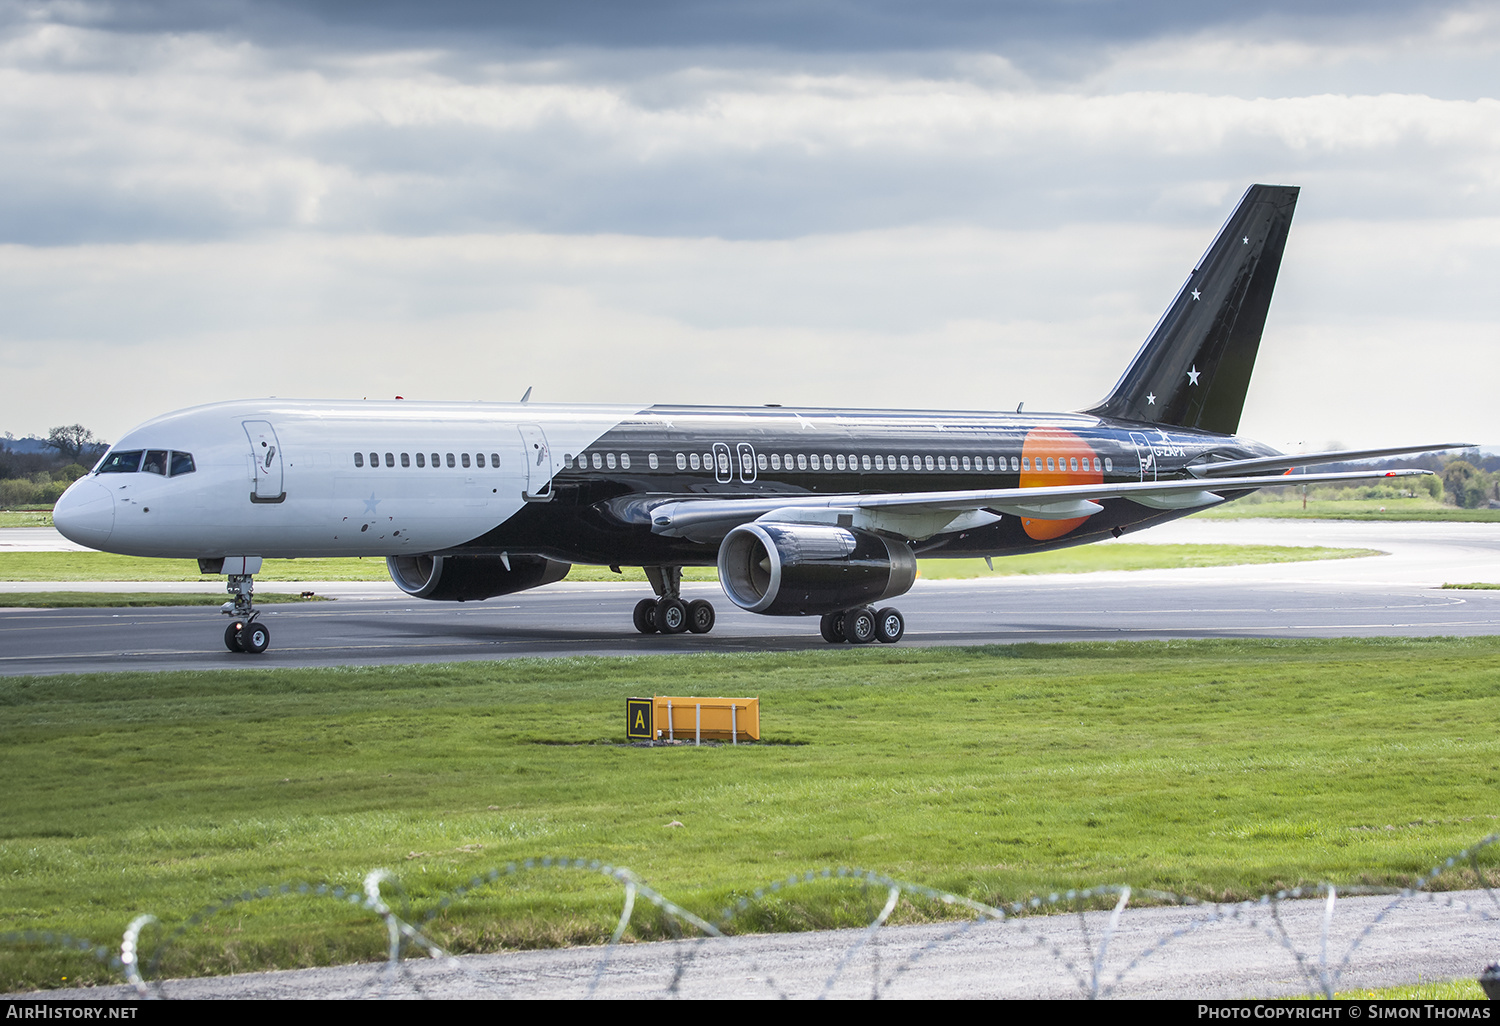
[2,519,1498,676]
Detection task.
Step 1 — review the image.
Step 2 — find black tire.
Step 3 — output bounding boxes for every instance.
[240,621,271,654]
[875,607,905,644]
[656,597,689,635]
[846,607,877,644]
[819,611,845,644]
[224,621,245,652]
[632,598,659,634]
[687,599,715,634]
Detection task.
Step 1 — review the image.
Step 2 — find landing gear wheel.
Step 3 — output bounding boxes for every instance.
[239,621,271,654]
[846,607,878,645]
[819,611,846,644]
[224,620,246,652]
[687,599,716,634]
[632,598,659,634]
[875,607,905,644]
[656,597,689,635]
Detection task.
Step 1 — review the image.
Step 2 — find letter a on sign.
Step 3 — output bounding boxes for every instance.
[626,698,654,741]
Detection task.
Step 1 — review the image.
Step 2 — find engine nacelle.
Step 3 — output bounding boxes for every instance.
[717,522,917,616]
[386,554,570,602]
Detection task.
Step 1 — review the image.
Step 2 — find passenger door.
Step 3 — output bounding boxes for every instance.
[1128,432,1157,482]
[243,421,285,502]
[518,424,556,501]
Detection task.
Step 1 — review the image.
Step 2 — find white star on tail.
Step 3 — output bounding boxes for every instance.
[1146,392,1157,405]
[1187,365,1201,385]
[1191,289,1201,300]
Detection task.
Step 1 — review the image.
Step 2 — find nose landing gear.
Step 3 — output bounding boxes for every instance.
[221,572,271,654]
[632,565,716,636]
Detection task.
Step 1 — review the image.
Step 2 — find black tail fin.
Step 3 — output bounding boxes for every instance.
[1085,184,1299,435]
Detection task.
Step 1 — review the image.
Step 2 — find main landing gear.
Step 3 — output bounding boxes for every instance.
[221,573,271,654]
[632,565,716,636]
[819,606,905,645]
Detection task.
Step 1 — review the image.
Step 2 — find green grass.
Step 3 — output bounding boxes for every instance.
[0,511,52,528]
[562,566,720,583]
[0,553,717,584]
[0,545,1379,584]
[1442,583,1500,590]
[1334,978,1487,1000]
[1,639,1497,992]
[0,553,393,582]
[915,544,1379,579]
[1197,495,1500,522]
[0,592,328,608]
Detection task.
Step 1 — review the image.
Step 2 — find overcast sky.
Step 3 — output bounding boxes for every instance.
[2,0,1496,450]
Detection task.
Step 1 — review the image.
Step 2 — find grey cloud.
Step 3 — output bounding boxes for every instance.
[12,0,1466,57]
[6,86,1498,246]
[1,1,1496,246]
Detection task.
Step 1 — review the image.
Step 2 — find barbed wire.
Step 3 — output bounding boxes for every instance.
[4,833,1496,1000]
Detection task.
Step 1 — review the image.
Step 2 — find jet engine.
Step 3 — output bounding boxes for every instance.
[386,554,570,602]
[716,522,917,616]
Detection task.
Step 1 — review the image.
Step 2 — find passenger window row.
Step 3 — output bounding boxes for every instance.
[94,445,1114,479]
[563,450,1116,474]
[562,452,633,471]
[1032,456,1111,473]
[96,449,196,477]
[353,451,500,469]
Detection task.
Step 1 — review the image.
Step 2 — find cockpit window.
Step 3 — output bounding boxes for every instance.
[142,450,169,475]
[169,451,196,477]
[97,450,143,474]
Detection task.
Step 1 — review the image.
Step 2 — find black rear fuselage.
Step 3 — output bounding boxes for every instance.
[456,405,1275,565]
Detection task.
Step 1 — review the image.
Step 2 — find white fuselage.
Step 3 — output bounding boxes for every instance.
[53,399,642,559]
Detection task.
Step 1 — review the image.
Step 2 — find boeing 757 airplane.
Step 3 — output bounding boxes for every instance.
[53,185,1462,653]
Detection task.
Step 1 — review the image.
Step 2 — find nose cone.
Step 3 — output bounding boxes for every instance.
[53,478,114,549]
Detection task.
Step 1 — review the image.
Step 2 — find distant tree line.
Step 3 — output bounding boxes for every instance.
[1244,449,1499,509]
[1360,450,1500,508]
[1435,458,1500,509]
[0,425,108,507]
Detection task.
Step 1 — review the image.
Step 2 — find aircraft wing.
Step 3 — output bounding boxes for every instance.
[1188,442,1472,478]
[645,468,1433,543]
